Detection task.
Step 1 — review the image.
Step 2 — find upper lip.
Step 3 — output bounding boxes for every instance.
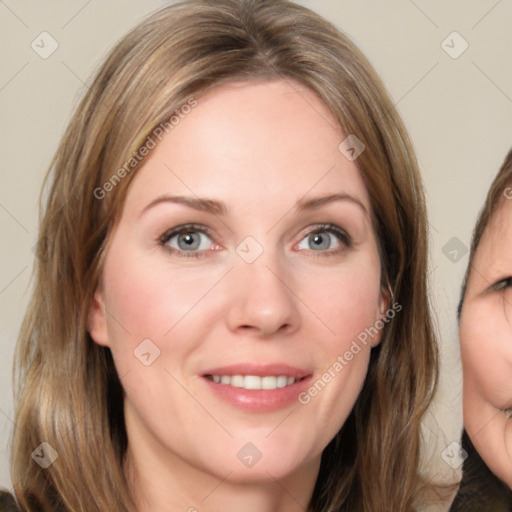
[201,364,311,379]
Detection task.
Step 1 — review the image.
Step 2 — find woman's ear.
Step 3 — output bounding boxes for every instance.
[87,286,110,347]
[371,285,391,347]
[379,285,391,317]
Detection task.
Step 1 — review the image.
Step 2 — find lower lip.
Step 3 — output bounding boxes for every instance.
[202,376,312,412]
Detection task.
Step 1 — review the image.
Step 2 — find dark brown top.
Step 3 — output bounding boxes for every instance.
[449,430,512,512]
[0,490,19,511]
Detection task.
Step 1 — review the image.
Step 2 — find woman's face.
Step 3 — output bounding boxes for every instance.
[89,79,388,488]
[460,195,512,487]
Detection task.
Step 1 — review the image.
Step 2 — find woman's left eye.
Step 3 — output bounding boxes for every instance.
[296,224,351,254]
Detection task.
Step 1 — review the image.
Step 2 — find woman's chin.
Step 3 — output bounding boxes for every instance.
[196,447,319,485]
[501,419,512,488]
[473,410,512,490]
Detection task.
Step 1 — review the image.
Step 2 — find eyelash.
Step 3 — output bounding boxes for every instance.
[158,223,352,259]
[301,224,352,257]
[159,224,214,259]
[493,277,512,291]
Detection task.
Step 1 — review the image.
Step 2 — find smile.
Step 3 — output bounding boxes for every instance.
[205,374,299,390]
[201,364,312,412]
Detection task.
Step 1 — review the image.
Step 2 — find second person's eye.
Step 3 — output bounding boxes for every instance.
[493,277,512,291]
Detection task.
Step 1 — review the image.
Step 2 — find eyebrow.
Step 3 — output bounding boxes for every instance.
[296,193,368,215]
[141,195,228,217]
[140,192,368,217]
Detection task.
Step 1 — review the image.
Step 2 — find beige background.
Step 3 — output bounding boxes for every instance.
[1,0,511,507]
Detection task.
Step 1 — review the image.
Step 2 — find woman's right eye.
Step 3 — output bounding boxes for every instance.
[159,224,218,258]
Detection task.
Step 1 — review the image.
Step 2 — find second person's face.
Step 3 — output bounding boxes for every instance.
[460,195,512,488]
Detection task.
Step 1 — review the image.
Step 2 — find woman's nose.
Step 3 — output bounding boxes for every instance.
[224,251,301,339]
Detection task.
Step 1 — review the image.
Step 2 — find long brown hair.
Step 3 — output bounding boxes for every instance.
[11,1,438,510]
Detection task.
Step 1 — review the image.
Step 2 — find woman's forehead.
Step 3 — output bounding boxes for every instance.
[479,198,512,255]
[122,80,372,218]
[471,197,512,283]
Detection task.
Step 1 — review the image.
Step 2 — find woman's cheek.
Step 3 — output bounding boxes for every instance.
[105,250,218,337]
[462,303,512,409]
[323,273,382,338]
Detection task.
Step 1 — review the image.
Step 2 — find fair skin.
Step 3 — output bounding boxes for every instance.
[88,79,388,512]
[460,196,512,488]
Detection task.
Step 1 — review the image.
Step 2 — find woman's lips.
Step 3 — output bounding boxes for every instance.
[201,364,312,412]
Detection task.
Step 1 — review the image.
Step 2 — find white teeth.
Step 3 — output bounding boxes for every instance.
[504,409,512,418]
[231,375,244,387]
[244,376,261,389]
[261,376,277,390]
[276,376,288,388]
[208,374,297,390]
